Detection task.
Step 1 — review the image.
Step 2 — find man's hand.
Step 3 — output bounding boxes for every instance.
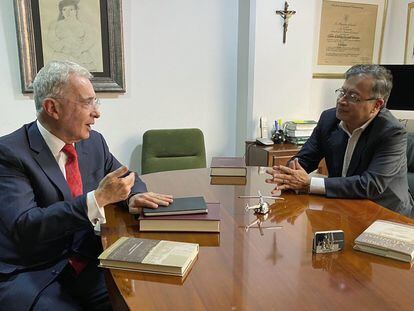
[128,192,173,214]
[265,158,311,193]
[95,166,135,207]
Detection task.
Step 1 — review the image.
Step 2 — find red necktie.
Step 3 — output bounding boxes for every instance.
[62,144,83,197]
[62,144,87,275]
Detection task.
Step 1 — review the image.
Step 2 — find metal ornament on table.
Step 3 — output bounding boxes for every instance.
[312,230,345,254]
[238,190,284,215]
[244,213,283,236]
[275,1,296,44]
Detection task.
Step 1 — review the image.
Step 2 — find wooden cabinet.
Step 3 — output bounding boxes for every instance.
[245,141,328,175]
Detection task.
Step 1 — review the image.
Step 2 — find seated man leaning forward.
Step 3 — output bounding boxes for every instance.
[0,60,172,310]
[266,64,414,217]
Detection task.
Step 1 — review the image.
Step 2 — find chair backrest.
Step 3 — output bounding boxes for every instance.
[141,128,206,174]
[406,133,414,194]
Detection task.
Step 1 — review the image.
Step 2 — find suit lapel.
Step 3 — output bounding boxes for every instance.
[346,126,370,177]
[327,126,348,177]
[28,122,72,200]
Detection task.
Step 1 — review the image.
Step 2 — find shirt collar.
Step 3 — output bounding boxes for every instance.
[339,115,376,137]
[36,120,66,157]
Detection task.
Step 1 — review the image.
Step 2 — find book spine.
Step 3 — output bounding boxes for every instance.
[356,232,414,254]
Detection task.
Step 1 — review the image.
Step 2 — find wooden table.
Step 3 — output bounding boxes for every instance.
[101,168,414,311]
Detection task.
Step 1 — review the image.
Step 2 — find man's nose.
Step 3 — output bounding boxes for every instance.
[92,109,101,118]
[337,96,348,105]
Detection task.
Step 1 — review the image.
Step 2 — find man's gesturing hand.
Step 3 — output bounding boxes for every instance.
[265,158,311,192]
[95,166,135,207]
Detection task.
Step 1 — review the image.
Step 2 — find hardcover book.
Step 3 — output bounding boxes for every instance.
[210,176,247,185]
[138,203,220,232]
[353,220,414,262]
[143,196,207,217]
[285,129,314,138]
[98,237,199,276]
[210,157,247,177]
[285,120,317,131]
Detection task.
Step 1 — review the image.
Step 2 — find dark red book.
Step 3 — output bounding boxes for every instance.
[138,203,220,232]
[210,157,246,176]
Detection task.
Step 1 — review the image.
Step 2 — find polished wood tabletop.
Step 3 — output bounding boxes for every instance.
[101,168,414,311]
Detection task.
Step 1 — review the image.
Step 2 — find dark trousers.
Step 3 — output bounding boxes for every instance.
[31,262,112,311]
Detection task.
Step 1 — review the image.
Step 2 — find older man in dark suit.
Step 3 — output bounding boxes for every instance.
[266,64,414,217]
[0,61,173,310]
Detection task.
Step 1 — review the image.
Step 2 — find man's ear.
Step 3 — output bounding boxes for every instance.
[375,98,385,110]
[42,98,60,120]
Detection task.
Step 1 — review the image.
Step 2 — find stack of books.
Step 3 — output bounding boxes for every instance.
[284,120,317,145]
[98,236,199,277]
[138,196,220,233]
[210,157,247,185]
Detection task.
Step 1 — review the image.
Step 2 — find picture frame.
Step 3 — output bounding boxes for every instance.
[404,3,414,64]
[312,0,388,79]
[13,0,125,93]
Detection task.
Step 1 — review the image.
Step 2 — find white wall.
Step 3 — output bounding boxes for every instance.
[244,0,336,140]
[1,0,413,172]
[0,0,238,173]
[244,0,414,141]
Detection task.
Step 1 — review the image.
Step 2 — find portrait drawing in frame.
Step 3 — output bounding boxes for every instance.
[14,0,125,93]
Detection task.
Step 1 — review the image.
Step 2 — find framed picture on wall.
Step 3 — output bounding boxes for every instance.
[13,0,125,93]
[405,3,414,64]
[312,0,388,79]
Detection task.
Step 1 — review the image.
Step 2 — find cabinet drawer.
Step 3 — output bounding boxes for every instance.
[272,155,292,166]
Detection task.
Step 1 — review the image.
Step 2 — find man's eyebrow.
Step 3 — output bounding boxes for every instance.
[77,96,96,102]
[342,88,360,95]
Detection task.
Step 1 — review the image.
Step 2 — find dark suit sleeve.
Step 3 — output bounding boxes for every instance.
[0,145,90,259]
[325,125,407,199]
[291,115,325,173]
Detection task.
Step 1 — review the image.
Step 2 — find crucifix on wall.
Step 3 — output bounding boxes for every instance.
[275,1,296,44]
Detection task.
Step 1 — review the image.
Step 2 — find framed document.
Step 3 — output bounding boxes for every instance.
[313,0,388,78]
[14,0,125,93]
[405,3,414,64]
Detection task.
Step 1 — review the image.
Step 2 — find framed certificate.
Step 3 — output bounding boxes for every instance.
[313,0,388,78]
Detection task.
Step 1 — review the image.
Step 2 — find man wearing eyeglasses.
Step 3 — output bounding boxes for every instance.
[266,64,414,217]
[0,61,173,310]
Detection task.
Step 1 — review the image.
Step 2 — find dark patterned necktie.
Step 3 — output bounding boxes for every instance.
[62,144,88,275]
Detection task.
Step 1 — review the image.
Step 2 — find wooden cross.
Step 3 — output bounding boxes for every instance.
[275,1,296,44]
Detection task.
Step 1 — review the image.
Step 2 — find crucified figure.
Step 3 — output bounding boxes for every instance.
[276,1,296,44]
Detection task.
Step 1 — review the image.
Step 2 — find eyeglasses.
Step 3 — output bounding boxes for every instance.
[52,97,101,110]
[335,88,378,104]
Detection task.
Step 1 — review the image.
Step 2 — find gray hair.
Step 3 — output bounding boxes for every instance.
[345,64,393,105]
[33,60,92,114]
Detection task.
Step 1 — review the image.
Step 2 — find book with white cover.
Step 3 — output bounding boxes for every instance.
[354,220,414,262]
[99,237,199,276]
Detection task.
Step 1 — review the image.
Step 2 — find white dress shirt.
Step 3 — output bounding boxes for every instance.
[37,120,106,226]
[309,117,375,195]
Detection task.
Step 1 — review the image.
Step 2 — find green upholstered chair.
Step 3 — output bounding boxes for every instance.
[141,128,206,175]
